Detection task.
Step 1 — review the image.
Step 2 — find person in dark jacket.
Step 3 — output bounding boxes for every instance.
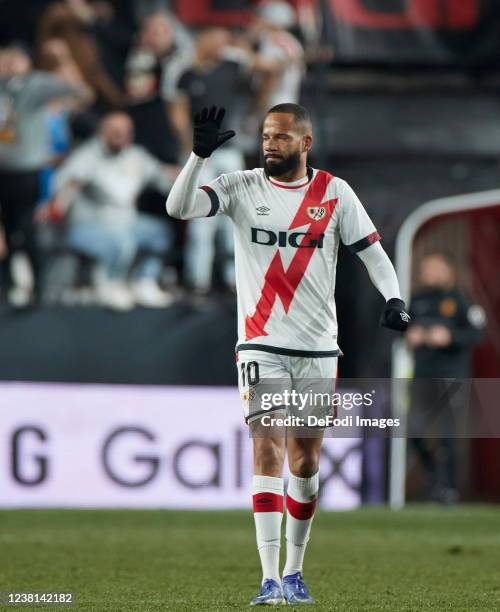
[0,43,84,305]
[406,253,485,504]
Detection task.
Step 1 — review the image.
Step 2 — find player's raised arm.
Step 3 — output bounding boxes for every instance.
[338,179,410,332]
[166,106,235,220]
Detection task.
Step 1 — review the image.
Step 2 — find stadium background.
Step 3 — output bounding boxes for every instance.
[1,2,500,609]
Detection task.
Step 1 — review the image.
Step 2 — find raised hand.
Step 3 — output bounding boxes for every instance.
[192,106,236,158]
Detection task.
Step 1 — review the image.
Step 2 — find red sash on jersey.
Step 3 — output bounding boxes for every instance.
[245,170,337,340]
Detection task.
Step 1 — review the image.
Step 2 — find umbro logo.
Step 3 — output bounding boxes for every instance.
[400,312,410,322]
[256,205,270,216]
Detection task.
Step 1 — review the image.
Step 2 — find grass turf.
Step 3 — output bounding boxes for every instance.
[1,507,499,611]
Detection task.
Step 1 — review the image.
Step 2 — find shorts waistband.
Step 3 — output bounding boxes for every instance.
[236,343,341,358]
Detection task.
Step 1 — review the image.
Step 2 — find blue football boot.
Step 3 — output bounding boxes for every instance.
[282,572,313,604]
[250,578,284,605]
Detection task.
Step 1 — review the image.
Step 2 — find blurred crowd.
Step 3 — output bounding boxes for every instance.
[0,0,328,310]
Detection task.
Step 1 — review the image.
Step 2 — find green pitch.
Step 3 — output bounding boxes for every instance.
[1,507,499,611]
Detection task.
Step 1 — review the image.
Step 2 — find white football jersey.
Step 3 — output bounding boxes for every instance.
[201,167,380,356]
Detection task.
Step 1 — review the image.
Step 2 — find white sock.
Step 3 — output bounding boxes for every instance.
[283,471,319,577]
[252,474,284,584]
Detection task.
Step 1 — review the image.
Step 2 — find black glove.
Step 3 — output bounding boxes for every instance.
[192,106,236,158]
[380,298,411,332]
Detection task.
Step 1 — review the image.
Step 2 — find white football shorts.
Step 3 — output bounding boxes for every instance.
[236,349,338,425]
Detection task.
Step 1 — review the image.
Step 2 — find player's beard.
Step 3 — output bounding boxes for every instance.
[263,150,301,178]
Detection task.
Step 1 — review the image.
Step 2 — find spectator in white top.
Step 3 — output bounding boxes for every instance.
[48,112,178,310]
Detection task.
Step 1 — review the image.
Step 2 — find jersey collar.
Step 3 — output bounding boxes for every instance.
[265,166,314,189]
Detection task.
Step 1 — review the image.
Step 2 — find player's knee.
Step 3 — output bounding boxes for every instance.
[289,452,319,478]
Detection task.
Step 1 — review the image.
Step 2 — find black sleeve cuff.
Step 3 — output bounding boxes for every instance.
[200,185,220,217]
[347,231,381,254]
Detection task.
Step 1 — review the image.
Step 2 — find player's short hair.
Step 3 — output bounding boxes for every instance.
[266,103,312,131]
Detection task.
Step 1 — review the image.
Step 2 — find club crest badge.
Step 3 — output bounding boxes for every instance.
[307,206,326,221]
[243,389,256,402]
